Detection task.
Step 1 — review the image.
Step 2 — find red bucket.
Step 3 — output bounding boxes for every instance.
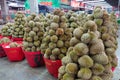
[0,45,6,58]
[12,37,23,41]
[24,51,44,67]
[44,58,62,78]
[2,44,25,61]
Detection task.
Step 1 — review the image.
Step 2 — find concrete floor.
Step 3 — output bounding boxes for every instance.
[0,25,120,80]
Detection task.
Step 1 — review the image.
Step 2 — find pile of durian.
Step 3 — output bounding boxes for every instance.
[12,12,26,38]
[92,7,118,69]
[58,7,118,80]
[41,9,72,60]
[23,13,44,52]
[1,23,13,36]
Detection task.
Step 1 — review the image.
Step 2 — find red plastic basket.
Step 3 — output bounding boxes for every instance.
[24,51,44,67]
[2,44,24,61]
[44,58,62,78]
[11,37,23,41]
[0,45,6,58]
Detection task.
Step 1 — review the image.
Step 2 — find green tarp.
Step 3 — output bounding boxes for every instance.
[25,0,60,10]
[25,0,30,10]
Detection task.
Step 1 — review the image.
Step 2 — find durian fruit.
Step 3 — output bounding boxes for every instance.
[23,13,44,52]
[92,63,105,75]
[104,63,112,72]
[12,12,26,38]
[62,73,74,80]
[73,28,83,40]
[1,23,13,36]
[105,48,115,55]
[91,76,102,80]
[84,20,97,31]
[0,37,11,44]
[94,19,103,26]
[70,37,80,46]
[50,22,59,30]
[93,7,103,19]
[50,54,57,60]
[58,66,66,75]
[9,42,19,48]
[104,40,117,49]
[41,9,72,60]
[111,57,118,67]
[62,55,72,66]
[65,63,78,75]
[99,70,113,80]
[52,48,60,55]
[101,33,110,41]
[77,68,92,80]
[73,43,89,56]
[81,32,92,43]
[90,39,104,55]
[78,55,93,68]
[69,50,79,63]
[92,52,108,65]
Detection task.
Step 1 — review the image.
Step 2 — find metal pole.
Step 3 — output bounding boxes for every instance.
[118,0,120,18]
[29,0,39,14]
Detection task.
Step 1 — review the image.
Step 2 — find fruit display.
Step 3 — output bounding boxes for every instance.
[41,9,72,60]
[0,37,11,44]
[12,12,26,38]
[23,13,44,52]
[58,7,118,80]
[92,7,118,68]
[1,23,13,36]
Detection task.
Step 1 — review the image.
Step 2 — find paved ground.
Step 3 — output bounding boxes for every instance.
[0,25,120,80]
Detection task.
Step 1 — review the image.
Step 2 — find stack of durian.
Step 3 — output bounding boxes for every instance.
[1,23,13,36]
[92,7,118,70]
[23,13,44,52]
[41,9,72,60]
[58,6,118,80]
[12,12,26,38]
